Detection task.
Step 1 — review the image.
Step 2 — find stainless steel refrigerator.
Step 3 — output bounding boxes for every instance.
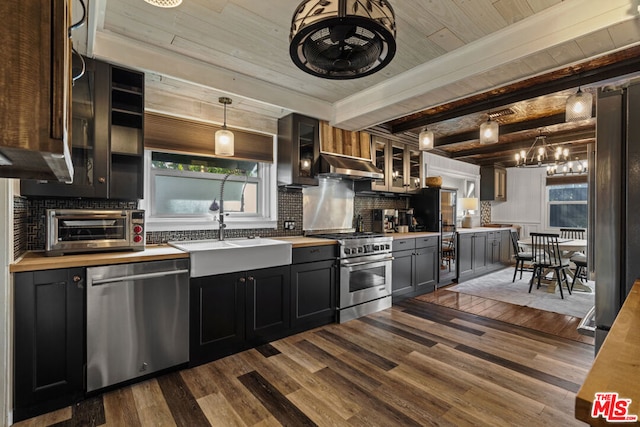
[412,187,457,284]
[593,80,640,352]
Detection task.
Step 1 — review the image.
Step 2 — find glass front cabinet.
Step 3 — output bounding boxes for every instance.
[360,136,424,193]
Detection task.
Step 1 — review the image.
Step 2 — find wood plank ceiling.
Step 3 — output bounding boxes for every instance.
[80,0,640,167]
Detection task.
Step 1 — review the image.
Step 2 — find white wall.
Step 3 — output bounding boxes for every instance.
[491,167,548,237]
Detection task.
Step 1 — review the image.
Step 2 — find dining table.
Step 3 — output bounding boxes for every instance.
[517,238,590,293]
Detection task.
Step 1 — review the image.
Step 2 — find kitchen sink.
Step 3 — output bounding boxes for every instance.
[169,238,292,277]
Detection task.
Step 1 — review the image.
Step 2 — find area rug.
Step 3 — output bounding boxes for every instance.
[446,267,595,318]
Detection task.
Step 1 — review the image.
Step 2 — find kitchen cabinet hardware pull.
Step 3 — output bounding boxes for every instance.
[73,275,82,282]
[98,177,106,183]
[91,269,189,285]
[247,276,254,282]
[239,277,246,283]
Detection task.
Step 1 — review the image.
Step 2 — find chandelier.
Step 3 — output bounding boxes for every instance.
[514,132,587,176]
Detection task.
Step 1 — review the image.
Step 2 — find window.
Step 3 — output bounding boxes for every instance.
[142,151,277,231]
[548,183,588,228]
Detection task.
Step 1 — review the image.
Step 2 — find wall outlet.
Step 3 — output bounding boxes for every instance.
[283,221,296,230]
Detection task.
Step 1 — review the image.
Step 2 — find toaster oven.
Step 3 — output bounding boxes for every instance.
[45,209,145,256]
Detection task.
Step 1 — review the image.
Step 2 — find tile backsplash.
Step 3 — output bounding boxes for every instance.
[13,189,409,258]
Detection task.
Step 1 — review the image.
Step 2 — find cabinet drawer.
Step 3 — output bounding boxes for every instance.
[292,245,337,264]
[415,236,438,249]
[392,238,415,252]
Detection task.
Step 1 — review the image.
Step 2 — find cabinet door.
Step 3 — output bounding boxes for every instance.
[415,245,438,293]
[291,260,336,330]
[408,148,423,192]
[457,233,474,278]
[495,168,507,201]
[371,137,389,191]
[390,143,406,192]
[473,233,488,272]
[277,114,319,186]
[246,265,291,343]
[392,249,415,298]
[190,272,245,365]
[14,268,84,421]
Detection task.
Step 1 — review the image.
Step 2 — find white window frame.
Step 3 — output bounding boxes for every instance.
[546,183,588,230]
[140,147,278,232]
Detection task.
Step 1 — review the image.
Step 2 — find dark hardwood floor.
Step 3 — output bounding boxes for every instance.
[14,295,594,426]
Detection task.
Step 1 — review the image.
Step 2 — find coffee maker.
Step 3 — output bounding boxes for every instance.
[398,209,416,232]
[372,209,397,233]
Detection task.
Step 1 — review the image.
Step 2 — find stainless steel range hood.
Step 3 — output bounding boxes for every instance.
[319,154,383,180]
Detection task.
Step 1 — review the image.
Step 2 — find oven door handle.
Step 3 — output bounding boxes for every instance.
[341,257,394,267]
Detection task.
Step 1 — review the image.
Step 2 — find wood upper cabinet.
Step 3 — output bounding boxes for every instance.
[319,121,371,160]
[480,166,507,201]
[21,58,145,200]
[356,137,423,193]
[0,0,73,181]
[277,114,320,186]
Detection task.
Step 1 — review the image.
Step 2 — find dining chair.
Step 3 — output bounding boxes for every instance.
[510,230,533,282]
[529,232,572,299]
[560,228,586,239]
[441,227,456,271]
[570,253,588,291]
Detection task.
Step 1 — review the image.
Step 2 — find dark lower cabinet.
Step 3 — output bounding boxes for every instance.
[290,259,336,331]
[392,236,438,301]
[14,268,85,422]
[190,265,290,366]
[458,230,513,282]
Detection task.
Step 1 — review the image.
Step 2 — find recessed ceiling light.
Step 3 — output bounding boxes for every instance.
[143,0,182,8]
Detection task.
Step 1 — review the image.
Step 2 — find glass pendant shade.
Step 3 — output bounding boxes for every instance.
[419,129,434,150]
[565,88,593,122]
[479,119,499,145]
[215,97,234,156]
[215,128,234,156]
[144,0,182,7]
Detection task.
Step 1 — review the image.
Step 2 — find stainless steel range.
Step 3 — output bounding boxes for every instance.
[316,232,393,323]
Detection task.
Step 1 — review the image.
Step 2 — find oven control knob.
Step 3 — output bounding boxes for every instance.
[344,248,351,255]
[133,235,143,243]
[133,225,143,234]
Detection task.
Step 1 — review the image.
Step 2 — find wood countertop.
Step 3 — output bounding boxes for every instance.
[10,245,189,273]
[272,236,338,247]
[10,238,339,273]
[391,232,440,239]
[575,280,640,426]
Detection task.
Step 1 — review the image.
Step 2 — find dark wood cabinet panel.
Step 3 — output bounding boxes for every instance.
[246,266,291,342]
[21,58,144,200]
[457,233,474,279]
[415,244,438,293]
[191,266,291,366]
[481,166,507,201]
[392,249,414,297]
[14,268,84,422]
[500,230,512,263]
[458,230,512,282]
[290,259,336,330]
[277,113,319,186]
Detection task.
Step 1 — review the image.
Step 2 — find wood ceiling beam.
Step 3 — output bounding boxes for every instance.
[389,46,640,134]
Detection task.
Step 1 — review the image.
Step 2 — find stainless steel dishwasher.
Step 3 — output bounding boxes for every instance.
[86,259,189,392]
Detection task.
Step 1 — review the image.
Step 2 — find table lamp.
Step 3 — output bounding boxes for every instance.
[460,197,478,228]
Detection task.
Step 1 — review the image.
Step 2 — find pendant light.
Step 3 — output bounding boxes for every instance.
[479,116,499,145]
[419,127,434,150]
[215,97,234,157]
[143,0,182,7]
[565,87,593,122]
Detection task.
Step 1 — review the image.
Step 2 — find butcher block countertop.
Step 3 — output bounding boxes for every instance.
[10,238,339,273]
[272,236,338,247]
[575,280,640,426]
[10,245,189,273]
[391,232,440,239]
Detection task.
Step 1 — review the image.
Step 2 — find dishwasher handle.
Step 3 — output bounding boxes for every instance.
[90,269,190,286]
